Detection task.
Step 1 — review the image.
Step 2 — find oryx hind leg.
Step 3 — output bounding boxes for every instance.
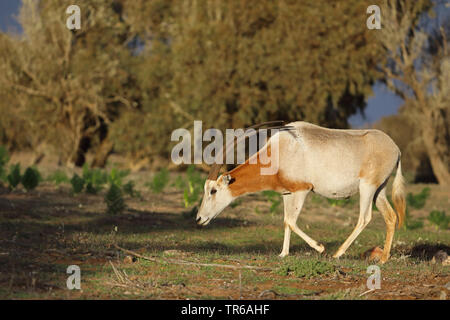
[333,180,377,259]
[375,186,397,263]
[280,191,325,257]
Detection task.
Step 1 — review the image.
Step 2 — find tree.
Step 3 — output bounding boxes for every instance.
[378,0,449,185]
[0,0,138,167]
[112,0,386,165]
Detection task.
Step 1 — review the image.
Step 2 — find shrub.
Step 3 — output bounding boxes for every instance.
[123,180,141,198]
[22,167,41,191]
[107,167,130,187]
[105,183,126,215]
[7,163,21,189]
[174,165,205,208]
[427,210,449,230]
[406,187,430,209]
[82,164,108,194]
[70,173,85,194]
[146,168,169,193]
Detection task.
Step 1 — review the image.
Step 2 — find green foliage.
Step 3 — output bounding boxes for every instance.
[70,174,85,194]
[21,167,40,191]
[406,187,430,209]
[82,164,108,194]
[123,180,141,198]
[427,210,449,230]
[173,166,206,208]
[146,168,169,193]
[7,163,21,189]
[262,191,282,214]
[104,183,126,215]
[0,146,9,182]
[107,168,130,188]
[276,258,335,278]
[47,170,69,185]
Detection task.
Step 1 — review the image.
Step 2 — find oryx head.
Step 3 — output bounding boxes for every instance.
[196,174,236,226]
[196,121,287,226]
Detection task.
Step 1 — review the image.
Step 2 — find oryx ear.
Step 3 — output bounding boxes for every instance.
[222,174,235,185]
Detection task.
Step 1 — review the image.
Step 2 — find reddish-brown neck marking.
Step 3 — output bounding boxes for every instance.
[225,146,313,197]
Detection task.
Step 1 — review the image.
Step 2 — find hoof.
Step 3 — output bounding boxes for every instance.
[317,244,325,254]
[279,252,288,258]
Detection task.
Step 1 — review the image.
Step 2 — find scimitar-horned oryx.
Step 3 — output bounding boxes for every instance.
[196,121,405,263]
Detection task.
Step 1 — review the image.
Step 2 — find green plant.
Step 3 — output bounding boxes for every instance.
[275,258,335,278]
[427,210,449,230]
[183,180,201,208]
[70,173,85,194]
[146,168,169,193]
[21,167,41,191]
[105,183,126,215]
[107,167,129,187]
[7,163,21,189]
[47,170,69,185]
[0,146,9,182]
[82,164,108,194]
[406,187,430,209]
[123,180,141,198]
[180,165,205,208]
[262,190,282,214]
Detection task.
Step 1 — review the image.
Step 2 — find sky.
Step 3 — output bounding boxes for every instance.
[0,0,404,128]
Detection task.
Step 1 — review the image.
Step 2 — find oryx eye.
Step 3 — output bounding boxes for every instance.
[210,189,217,195]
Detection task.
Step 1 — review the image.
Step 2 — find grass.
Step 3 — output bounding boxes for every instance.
[0,177,448,299]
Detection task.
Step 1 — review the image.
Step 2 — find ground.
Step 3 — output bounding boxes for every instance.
[0,167,449,300]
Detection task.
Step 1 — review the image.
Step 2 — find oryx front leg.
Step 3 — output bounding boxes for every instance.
[280,191,325,257]
[333,181,377,259]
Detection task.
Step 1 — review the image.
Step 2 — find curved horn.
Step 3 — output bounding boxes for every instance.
[207,121,289,180]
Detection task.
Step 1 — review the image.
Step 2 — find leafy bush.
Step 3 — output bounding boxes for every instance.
[262,190,282,214]
[406,187,430,209]
[427,210,449,230]
[146,168,169,193]
[123,180,141,198]
[7,163,21,189]
[105,183,126,215]
[0,146,9,182]
[276,258,335,278]
[82,164,108,194]
[47,170,70,185]
[70,173,85,194]
[107,167,130,187]
[22,167,41,191]
[173,166,205,208]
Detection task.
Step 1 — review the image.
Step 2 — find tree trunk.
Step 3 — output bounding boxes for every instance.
[421,110,450,186]
[91,139,113,168]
